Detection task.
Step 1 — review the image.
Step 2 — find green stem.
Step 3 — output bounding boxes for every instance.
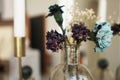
[60,25,70,45]
[59,25,65,35]
[59,25,70,64]
[59,25,67,66]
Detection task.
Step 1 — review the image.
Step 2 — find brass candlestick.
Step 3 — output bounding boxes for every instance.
[14,37,26,80]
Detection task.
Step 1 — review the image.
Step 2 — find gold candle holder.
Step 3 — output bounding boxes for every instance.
[14,37,26,80]
[14,37,25,57]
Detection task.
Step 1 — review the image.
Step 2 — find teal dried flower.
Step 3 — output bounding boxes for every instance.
[93,22,113,52]
[47,4,64,27]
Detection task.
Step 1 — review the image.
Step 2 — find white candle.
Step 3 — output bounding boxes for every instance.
[14,0,25,37]
[98,0,107,22]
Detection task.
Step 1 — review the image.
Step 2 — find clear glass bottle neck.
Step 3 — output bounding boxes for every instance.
[62,44,80,66]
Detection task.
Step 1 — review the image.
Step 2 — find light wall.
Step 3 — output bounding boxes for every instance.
[26,0,57,17]
[2,0,13,20]
[26,0,61,32]
[105,0,120,73]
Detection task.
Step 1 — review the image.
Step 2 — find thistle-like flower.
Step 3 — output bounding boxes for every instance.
[47,4,64,27]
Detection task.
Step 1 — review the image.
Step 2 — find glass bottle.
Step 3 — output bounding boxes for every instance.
[49,44,94,80]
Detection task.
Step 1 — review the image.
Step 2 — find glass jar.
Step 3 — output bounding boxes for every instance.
[49,44,94,80]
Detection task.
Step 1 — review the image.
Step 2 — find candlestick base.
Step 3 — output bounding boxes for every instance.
[14,37,25,57]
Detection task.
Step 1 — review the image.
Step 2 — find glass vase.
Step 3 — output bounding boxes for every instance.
[49,44,94,80]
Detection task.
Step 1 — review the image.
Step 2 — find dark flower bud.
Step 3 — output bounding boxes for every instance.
[47,4,64,27]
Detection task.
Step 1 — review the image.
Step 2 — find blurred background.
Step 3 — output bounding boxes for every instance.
[0,0,120,80]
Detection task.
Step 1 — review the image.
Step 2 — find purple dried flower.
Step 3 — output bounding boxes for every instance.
[111,23,120,35]
[46,30,65,52]
[72,23,90,43]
